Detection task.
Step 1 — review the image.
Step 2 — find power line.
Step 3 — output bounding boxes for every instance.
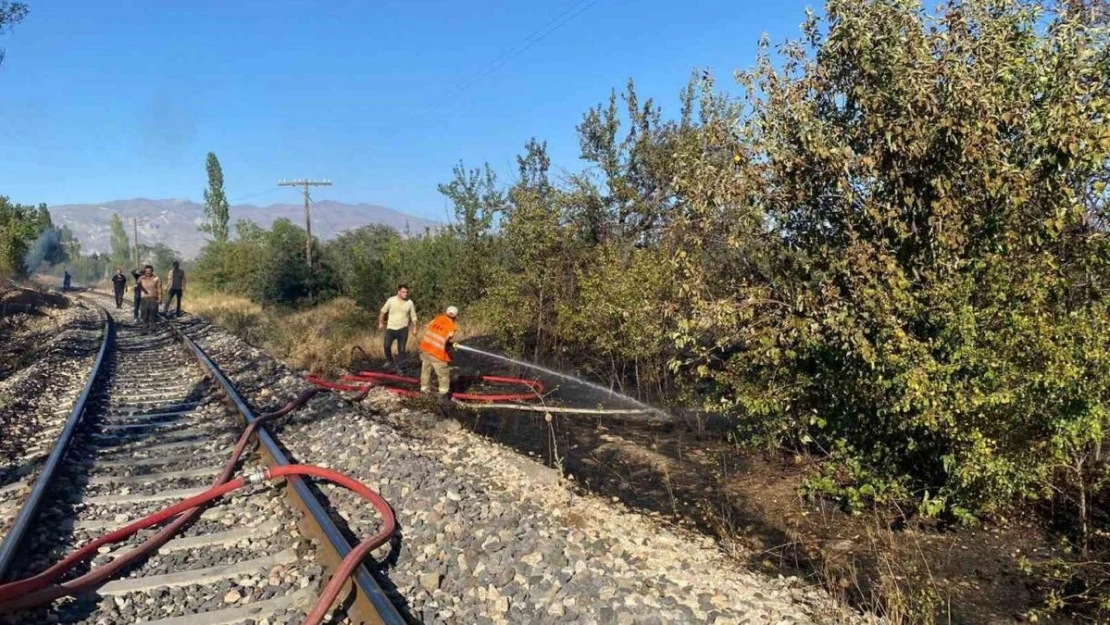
[277,179,332,267]
[336,0,607,173]
[310,196,343,241]
[227,187,282,204]
[421,0,607,115]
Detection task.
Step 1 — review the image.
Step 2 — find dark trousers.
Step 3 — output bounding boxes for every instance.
[141,299,160,333]
[164,289,183,315]
[114,287,125,309]
[132,291,141,321]
[383,327,409,364]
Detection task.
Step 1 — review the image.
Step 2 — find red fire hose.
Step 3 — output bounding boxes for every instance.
[0,387,394,625]
[0,465,394,625]
[307,371,544,402]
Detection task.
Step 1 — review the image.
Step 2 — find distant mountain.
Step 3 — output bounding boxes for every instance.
[48,198,440,260]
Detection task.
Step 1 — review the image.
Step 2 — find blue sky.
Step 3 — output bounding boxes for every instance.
[0,0,811,222]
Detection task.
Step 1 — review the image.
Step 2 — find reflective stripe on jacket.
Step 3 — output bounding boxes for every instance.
[420,314,457,363]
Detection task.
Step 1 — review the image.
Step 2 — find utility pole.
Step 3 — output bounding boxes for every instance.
[277,179,332,267]
[132,217,139,268]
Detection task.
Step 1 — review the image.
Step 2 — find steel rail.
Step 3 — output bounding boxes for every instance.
[172,325,404,625]
[0,301,112,580]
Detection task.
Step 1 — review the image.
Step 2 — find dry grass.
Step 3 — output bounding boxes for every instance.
[821,514,950,625]
[188,293,494,375]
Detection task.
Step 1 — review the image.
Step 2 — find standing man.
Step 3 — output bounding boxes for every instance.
[378,284,417,370]
[163,261,186,317]
[419,305,458,398]
[137,265,162,334]
[131,268,143,322]
[62,270,71,292]
[111,268,127,309]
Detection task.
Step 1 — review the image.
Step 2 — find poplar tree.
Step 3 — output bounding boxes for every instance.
[202,152,230,243]
[109,213,130,267]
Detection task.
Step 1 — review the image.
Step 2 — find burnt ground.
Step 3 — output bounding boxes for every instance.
[349,345,1078,625]
[0,285,70,380]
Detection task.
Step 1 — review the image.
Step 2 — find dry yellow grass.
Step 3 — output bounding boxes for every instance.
[188,293,493,375]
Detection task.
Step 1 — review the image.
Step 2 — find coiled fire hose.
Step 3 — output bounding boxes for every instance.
[0,388,394,625]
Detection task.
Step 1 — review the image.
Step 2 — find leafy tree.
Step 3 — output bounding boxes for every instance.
[576,79,685,245]
[0,196,42,277]
[31,203,50,233]
[109,213,130,268]
[139,242,177,277]
[675,0,1110,523]
[234,218,265,242]
[57,226,79,261]
[437,161,503,303]
[480,140,574,358]
[323,224,401,309]
[194,219,331,305]
[201,152,230,243]
[0,1,28,67]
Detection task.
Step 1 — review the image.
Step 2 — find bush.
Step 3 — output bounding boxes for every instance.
[674,0,1110,520]
[193,218,334,306]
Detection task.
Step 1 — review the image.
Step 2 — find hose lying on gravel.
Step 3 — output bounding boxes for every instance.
[309,371,675,421]
[452,402,666,416]
[308,371,545,402]
[0,386,396,625]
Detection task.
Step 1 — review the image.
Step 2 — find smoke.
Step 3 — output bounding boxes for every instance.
[23,228,65,273]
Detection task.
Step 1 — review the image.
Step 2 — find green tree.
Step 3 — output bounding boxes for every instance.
[201,152,230,243]
[0,196,41,278]
[437,161,503,303]
[576,79,685,246]
[57,226,80,261]
[323,225,401,309]
[0,1,28,66]
[675,0,1110,523]
[109,213,130,268]
[139,242,178,277]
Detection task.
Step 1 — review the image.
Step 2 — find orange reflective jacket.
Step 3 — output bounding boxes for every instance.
[420,314,457,362]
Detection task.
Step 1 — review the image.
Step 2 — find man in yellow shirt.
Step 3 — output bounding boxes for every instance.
[377,284,417,370]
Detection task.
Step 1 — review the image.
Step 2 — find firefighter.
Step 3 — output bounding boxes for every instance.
[419,306,458,398]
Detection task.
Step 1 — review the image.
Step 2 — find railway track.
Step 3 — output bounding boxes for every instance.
[0,294,404,625]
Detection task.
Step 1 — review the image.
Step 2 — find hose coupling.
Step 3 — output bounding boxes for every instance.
[246,469,270,484]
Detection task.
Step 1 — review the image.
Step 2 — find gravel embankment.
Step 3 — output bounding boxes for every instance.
[0,297,103,536]
[183,318,878,625]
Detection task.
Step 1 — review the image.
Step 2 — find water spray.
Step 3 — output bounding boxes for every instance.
[454,344,665,415]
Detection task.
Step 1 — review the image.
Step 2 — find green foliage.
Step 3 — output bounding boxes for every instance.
[141,242,177,277]
[0,1,28,66]
[672,0,1110,521]
[193,218,332,305]
[65,253,109,285]
[201,152,230,243]
[109,213,130,269]
[323,224,400,309]
[437,161,503,303]
[555,244,676,398]
[0,197,48,278]
[187,3,1110,563]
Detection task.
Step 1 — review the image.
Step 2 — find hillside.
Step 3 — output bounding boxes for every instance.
[49,198,440,259]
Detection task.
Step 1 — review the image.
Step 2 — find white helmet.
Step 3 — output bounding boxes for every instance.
[446,306,458,317]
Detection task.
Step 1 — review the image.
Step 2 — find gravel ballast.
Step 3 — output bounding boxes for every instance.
[182,318,879,625]
[0,297,102,537]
